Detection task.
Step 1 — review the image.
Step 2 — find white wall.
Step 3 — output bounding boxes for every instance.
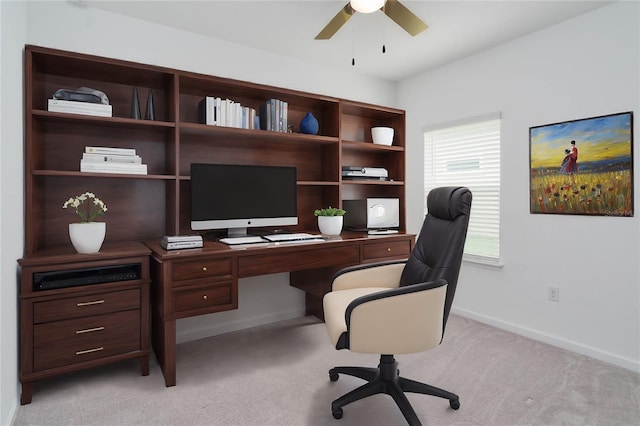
[1,1,27,424]
[1,1,397,422]
[399,1,640,372]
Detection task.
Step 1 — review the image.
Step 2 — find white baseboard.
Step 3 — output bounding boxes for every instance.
[452,307,640,373]
[176,308,307,344]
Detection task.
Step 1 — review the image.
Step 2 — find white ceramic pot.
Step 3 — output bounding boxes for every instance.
[317,216,343,236]
[371,127,394,146]
[69,222,106,254]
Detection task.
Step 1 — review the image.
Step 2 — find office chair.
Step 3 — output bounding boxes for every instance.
[323,186,472,426]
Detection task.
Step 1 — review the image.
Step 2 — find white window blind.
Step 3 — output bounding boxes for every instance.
[424,115,501,265]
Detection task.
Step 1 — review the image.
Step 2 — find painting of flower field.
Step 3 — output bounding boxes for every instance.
[529,112,633,216]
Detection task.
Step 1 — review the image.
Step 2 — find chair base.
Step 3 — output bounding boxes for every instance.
[329,354,459,426]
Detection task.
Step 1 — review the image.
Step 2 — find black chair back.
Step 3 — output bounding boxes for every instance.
[399,187,472,334]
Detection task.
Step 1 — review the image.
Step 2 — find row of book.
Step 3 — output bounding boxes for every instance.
[198,96,289,132]
[80,146,148,175]
[260,98,288,133]
[199,97,258,129]
[48,99,113,117]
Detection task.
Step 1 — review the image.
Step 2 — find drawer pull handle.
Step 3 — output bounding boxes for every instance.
[76,326,105,334]
[76,346,104,355]
[76,300,105,307]
[203,295,208,300]
[202,266,207,271]
[387,248,391,252]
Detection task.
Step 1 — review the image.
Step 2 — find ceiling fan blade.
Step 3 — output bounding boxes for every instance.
[315,3,354,40]
[383,0,428,36]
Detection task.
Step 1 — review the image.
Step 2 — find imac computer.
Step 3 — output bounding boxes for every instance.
[190,163,298,243]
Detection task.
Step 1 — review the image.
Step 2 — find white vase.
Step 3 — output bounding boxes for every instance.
[69,222,106,254]
[318,216,343,236]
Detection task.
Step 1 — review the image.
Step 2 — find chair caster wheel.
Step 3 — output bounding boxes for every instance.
[450,399,460,410]
[329,370,339,382]
[332,408,343,419]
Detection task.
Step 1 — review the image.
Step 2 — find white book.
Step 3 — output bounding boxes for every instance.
[48,99,112,117]
[80,160,147,175]
[207,96,217,126]
[82,153,142,164]
[162,235,203,243]
[85,146,137,156]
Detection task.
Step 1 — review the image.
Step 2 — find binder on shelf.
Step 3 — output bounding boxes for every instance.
[47,99,112,117]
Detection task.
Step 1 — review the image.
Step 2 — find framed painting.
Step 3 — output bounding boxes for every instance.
[529,111,633,216]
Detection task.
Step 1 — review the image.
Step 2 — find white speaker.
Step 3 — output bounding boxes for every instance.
[343,198,400,230]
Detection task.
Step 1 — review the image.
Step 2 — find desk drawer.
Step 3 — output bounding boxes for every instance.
[33,289,140,324]
[363,240,412,261]
[172,281,236,315]
[171,258,233,283]
[33,309,140,371]
[238,245,360,277]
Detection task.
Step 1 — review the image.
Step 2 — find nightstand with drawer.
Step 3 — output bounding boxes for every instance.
[18,242,151,404]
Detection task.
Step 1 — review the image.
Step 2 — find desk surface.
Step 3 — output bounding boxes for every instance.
[145,232,412,261]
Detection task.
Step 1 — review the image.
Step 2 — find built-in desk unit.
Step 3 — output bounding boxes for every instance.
[19,44,410,397]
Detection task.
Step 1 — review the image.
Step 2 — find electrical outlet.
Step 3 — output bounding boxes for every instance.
[548,286,559,302]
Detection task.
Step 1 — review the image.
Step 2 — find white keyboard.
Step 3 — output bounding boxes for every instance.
[263,233,323,242]
[219,236,266,245]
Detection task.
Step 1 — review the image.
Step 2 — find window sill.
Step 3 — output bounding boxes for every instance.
[463,254,504,270]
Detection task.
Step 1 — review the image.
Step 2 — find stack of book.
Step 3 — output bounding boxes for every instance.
[160,235,203,250]
[199,96,258,129]
[48,99,112,117]
[259,98,288,132]
[80,146,148,175]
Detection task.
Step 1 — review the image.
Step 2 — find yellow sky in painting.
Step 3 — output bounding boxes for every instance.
[530,129,631,168]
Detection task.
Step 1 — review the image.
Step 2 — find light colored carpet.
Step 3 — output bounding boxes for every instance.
[13,314,640,426]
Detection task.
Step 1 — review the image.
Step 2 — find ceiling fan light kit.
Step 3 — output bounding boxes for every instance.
[315,0,428,40]
[350,0,385,14]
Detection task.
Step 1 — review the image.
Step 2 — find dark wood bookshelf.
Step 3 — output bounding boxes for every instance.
[23,44,406,256]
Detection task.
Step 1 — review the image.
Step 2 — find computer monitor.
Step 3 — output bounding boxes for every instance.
[190,163,298,237]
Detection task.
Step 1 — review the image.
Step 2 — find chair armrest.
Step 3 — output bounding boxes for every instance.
[331,260,406,291]
[345,279,448,354]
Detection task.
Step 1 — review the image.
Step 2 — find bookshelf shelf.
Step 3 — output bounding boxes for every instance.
[23,44,406,255]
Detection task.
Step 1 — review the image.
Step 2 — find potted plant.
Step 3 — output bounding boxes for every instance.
[63,192,108,253]
[314,206,346,236]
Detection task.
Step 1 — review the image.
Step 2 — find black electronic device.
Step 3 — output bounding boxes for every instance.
[34,263,141,291]
[190,163,298,239]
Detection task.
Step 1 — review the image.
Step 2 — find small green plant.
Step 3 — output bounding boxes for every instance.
[314,206,346,217]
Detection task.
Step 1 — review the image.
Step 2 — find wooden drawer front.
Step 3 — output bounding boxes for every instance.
[33,289,140,324]
[33,310,140,371]
[239,246,360,277]
[363,240,412,261]
[171,258,233,283]
[173,281,235,315]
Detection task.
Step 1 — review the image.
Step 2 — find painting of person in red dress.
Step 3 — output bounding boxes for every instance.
[566,140,578,174]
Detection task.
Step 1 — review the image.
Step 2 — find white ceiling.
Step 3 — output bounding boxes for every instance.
[82,0,613,82]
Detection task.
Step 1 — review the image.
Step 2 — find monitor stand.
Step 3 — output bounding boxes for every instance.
[227,227,250,238]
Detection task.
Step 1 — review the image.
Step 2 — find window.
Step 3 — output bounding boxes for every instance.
[423,114,501,266]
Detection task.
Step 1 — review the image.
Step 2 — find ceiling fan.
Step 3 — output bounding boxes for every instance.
[315,0,428,40]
